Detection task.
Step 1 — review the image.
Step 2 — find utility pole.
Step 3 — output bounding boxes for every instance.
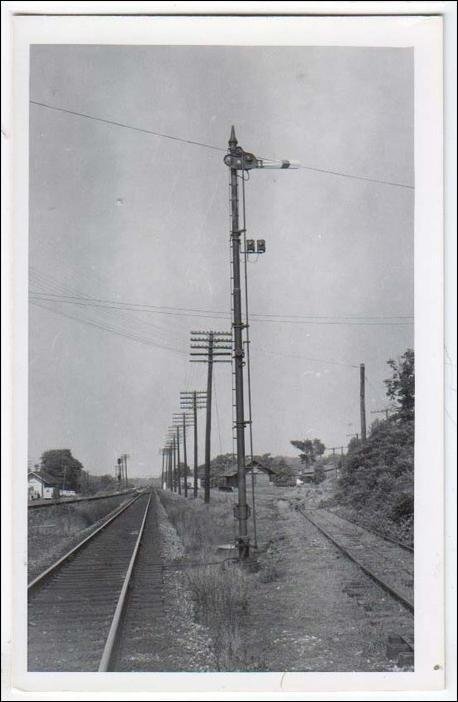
[193,392,199,497]
[190,330,231,503]
[119,453,129,489]
[360,363,367,442]
[173,412,194,498]
[204,334,213,503]
[326,447,340,478]
[166,444,173,490]
[171,433,177,492]
[161,448,166,489]
[180,390,207,498]
[174,426,182,495]
[182,415,188,497]
[223,126,298,560]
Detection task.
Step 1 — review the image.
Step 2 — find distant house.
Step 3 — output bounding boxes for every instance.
[27,471,77,500]
[218,459,276,490]
[28,471,58,500]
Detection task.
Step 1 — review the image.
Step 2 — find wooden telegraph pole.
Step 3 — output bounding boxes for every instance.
[160,449,165,489]
[360,363,367,443]
[173,411,194,498]
[117,457,122,487]
[180,390,207,498]
[190,330,231,503]
[170,433,177,492]
[175,425,182,495]
[166,444,173,490]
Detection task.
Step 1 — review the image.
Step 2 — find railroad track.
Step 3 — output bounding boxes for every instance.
[28,490,164,671]
[327,510,413,553]
[296,507,414,614]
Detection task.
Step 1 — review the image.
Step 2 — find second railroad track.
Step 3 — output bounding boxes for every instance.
[296,507,414,613]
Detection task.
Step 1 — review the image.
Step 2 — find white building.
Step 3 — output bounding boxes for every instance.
[28,471,57,499]
[27,471,77,500]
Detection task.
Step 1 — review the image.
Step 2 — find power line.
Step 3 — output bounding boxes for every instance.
[29,268,413,320]
[30,99,414,190]
[259,348,358,369]
[30,100,224,153]
[29,291,413,326]
[29,267,187,345]
[298,164,414,190]
[31,300,188,356]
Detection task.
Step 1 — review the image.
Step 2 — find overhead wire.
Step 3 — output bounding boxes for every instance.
[30,99,224,153]
[31,99,414,190]
[31,300,188,355]
[29,266,188,342]
[29,291,413,326]
[29,267,188,347]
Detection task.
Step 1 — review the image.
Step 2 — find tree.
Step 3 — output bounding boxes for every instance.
[40,449,84,492]
[384,348,415,421]
[99,474,116,489]
[271,458,296,486]
[290,438,326,470]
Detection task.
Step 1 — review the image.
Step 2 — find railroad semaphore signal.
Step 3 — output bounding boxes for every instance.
[224,126,298,560]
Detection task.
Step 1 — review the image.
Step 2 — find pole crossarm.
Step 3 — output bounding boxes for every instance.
[190,359,231,363]
[190,345,232,350]
[180,391,207,395]
[190,330,231,336]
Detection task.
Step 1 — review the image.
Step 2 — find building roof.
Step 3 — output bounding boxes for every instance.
[221,459,276,478]
[28,470,59,487]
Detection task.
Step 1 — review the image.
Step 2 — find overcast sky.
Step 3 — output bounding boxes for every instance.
[29,45,413,477]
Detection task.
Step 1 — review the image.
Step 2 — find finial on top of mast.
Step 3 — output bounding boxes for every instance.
[229,125,237,149]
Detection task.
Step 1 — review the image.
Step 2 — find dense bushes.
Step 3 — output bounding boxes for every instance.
[336,417,414,541]
[336,349,414,544]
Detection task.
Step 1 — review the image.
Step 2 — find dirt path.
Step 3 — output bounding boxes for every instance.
[245,484,413,671]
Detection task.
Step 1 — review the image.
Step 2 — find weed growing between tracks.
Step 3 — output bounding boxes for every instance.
[158,490,235,553]
[158,491,257,671]
[185,563,248,670]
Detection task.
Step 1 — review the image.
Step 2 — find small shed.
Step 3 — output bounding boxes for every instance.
[27,471,58,499]
[218,459,275,489]
[27,471,77,499]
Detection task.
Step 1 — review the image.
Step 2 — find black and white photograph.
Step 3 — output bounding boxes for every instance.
[4,7,450,698]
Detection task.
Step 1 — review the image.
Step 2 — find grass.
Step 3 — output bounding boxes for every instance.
[159,490,254,670]
[159,490,236,555]
[185,562,249,670]
[28,494,133,578]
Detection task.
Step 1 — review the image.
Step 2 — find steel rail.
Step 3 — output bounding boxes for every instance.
[297,508,414,614]
[98,491,153,671]
[28,488,137,510]
[324,510,414,553]
[28,492,144,591]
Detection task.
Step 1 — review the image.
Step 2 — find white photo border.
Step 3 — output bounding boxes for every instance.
[5,10,445,697]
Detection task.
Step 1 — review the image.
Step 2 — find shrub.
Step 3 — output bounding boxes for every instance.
[185,562,248,670]
[390,493,414,522]
[337,416,414,541]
